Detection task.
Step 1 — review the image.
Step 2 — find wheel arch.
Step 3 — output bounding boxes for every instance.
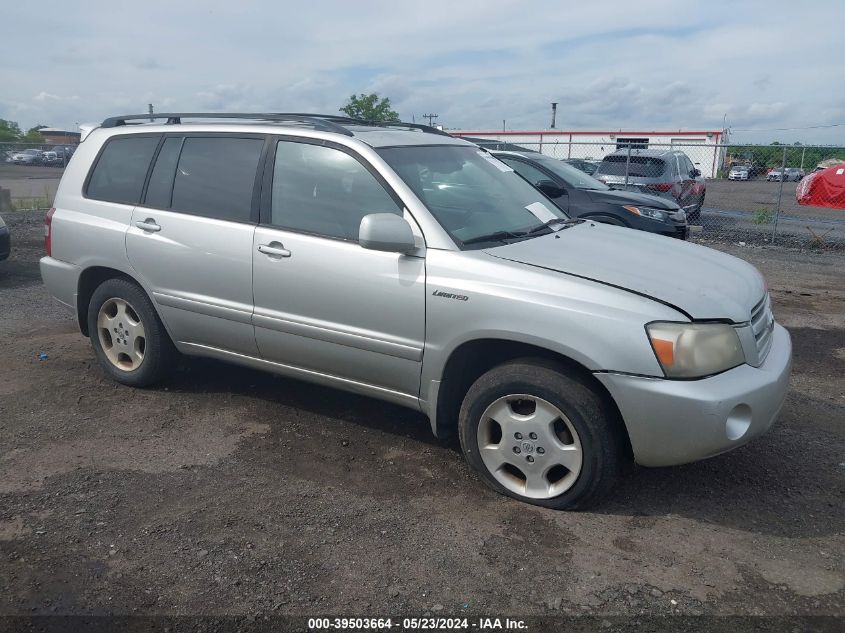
[76,266,168,339]
[430,337,632,459]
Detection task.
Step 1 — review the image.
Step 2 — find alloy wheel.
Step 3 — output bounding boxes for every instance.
[96,297,146,371]
[476,394,583,499]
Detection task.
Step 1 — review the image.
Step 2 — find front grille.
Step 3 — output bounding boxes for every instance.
[750,293,774,362]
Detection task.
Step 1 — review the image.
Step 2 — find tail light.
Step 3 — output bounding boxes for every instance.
[44,207,56,256]
[647,183,673,192]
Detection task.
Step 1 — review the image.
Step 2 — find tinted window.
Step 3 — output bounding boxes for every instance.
[170,137,263,222]
[529,155,609,190]
[271,141,400,240]
[616,138,649,150]
[596,156,667,178]
[87,136,159,204]
[144,137,182,208]
[501,158,550,187]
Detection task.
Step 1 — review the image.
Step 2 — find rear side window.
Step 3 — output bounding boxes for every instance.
[597,156,666,178]
[86,136,159,204]
[144,137,182,209]
[170,137,263,222]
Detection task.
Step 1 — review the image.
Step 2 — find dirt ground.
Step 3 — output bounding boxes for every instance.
[0,209,843,620]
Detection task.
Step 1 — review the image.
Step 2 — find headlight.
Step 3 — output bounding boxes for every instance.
[646,322,745,378]
[622,205,667,221]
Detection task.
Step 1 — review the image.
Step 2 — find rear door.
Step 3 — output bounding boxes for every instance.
[125,134,267,356]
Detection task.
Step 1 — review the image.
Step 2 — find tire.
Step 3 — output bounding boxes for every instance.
[87,277,175,387]
[458,358,625,510]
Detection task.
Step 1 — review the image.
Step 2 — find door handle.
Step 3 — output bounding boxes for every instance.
[257,243,291,258]
[135,218,161,232]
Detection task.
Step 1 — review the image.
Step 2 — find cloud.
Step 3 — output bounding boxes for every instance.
[134,57,165,70]
[2,0,844,143]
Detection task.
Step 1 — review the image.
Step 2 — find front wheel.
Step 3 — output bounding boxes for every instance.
[458,359,625,510]
[87,278,175,387]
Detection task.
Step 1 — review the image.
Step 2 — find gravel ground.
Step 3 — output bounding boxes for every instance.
[0,210,843,620]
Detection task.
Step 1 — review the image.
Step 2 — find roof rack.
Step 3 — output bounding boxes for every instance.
[100,113,354,136]
[100,112,452,138]
[276,113,453,137]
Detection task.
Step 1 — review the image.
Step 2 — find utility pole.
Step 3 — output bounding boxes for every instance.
[148,103,154,122]
[550,102,558,129]
[422,113,438,127]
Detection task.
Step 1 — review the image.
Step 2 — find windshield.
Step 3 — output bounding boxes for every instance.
[530,155,609,190]
[378,145,567,248]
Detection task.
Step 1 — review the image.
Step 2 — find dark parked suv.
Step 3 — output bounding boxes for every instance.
[593,149,706,222]
[492,150,688,239]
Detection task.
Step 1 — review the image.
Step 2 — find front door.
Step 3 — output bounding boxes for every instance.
[251,138,426,400]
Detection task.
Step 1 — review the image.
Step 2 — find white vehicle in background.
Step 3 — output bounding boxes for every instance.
[728,165,751,181]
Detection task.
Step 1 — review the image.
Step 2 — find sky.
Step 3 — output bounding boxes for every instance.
[3,0,844,145]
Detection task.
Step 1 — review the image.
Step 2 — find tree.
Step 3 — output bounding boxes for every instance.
[21,125,47,143]
[339,93,399,122]
[0,119,22,143]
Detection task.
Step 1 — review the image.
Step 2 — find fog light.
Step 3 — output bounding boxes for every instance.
[725,404,752,441]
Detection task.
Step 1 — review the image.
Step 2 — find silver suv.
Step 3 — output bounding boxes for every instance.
[40,113,792,509]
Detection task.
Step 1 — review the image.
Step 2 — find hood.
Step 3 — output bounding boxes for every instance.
[585,187,679,210]
[484,223,764,322]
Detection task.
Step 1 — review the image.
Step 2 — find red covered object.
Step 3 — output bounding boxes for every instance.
[796,165,845,209]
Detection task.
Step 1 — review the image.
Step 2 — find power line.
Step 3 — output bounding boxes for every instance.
[422,113,438,127]
[732,122,845,132]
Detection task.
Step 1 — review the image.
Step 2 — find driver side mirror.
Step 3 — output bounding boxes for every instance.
[692,168,701,177]
[536,179,566,199]
[359,213,417,254]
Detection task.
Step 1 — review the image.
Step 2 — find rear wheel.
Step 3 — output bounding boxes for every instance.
[458,359,625,510]
[87,278,175,387]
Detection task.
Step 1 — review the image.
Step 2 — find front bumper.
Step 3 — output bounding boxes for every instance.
[646,221,688,239]
[595,323,792,467]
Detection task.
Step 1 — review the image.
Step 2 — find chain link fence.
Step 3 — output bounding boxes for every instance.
[2,135,844,249]
[0,142,73,211]
[469,138,845,250]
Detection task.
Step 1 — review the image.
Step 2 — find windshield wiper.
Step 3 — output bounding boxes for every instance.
[524,217,585,235]
[461,230,529,245]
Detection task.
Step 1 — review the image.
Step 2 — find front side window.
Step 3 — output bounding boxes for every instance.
[500,158,551,187]
[270,141,401,241]
[528,155,609,190]
[87,136,160,204]
[170,137,263,222]
[378,145,566,248]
